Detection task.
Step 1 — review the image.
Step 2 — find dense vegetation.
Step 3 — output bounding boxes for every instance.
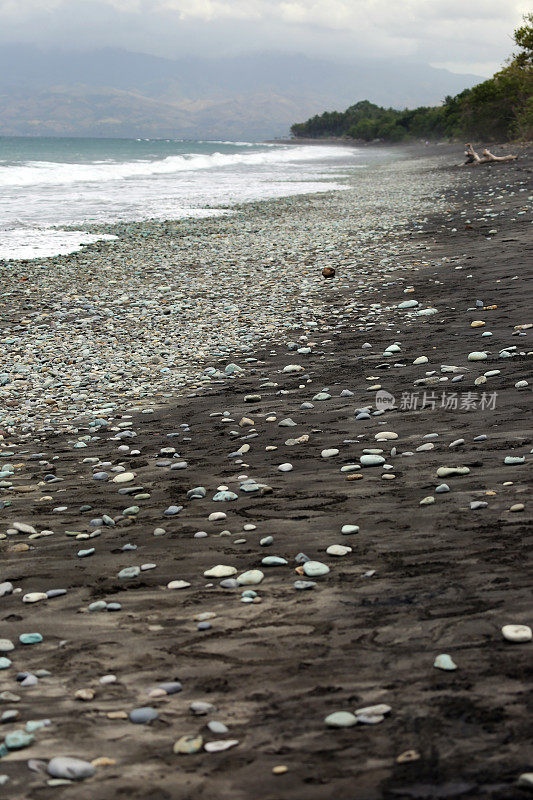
[291,15,533,142]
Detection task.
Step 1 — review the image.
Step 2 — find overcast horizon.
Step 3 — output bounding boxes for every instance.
[0,0,529,78]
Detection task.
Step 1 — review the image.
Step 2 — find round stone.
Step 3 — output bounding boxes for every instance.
[213,491,238,502]
[237,570,264,585]
[164,505,183,516]
[261,556,288,566]
[0,640,15,653]
[158,682,182,695]
[341,525,359,535]
[0,658,12,670]
[324,711,357,728]
[167,580,191,590]
[203,565,237,578]
[118,567,140,580]
[294,580,316,590]
[47,757,95,780]
[360,455,385,467]
[502,624,532,643]
[398,300,419,309]
[89,601,107,612]
[5,730,34,750]
[129,707,159,724]
[303,561,330,577]
[321,449,339,458]
[326,545,352,556]
[112,472,136,483]
[19,633,42,645]
[207,720,229,734]
[467,351,488,361]
[278,463,293,472]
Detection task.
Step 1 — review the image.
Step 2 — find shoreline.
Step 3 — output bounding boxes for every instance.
[0,146,531,799]
[1,147,451,435]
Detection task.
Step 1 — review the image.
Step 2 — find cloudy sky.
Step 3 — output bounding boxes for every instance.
[0,0,528,75]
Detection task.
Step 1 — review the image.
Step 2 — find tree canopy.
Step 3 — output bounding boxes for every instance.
[291,15,532,143]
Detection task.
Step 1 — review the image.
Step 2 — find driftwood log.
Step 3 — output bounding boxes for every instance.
[463,143,518,165]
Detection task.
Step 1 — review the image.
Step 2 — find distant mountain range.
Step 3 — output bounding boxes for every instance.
[0,46,482,139]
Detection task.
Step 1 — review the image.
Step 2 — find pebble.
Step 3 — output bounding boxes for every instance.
[396,750,421,764]
[360,455,385,467]
[326,545,352,556]
[118,566,140,580]
[433,654,457,671]
[341,525,359,534]
[204,739,239,752]
[4,730,34,750]
[129,707,159,724]
[112,472,136,483]
[517,774,533,790]
[294,580,316,590]
[502,624,532,643]
[204,565,237,578]
[47,757,96,780]
[173,735,203,754]
[19,633,43,645]
[321,448,339,458]
[436,466,470,477]
[190,701,215,716]
[237,570,264,585]
[167,580,191,590]
[303,561,330,577]
[207,720,229,734]
[325,711,357,727]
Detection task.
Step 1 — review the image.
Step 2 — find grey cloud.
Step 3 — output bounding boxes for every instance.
[0,0,526,74]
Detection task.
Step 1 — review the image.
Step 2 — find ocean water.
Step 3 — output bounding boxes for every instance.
[0,136,370,261]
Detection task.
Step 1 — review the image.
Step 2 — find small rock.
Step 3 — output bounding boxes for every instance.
[47,757,95,781]
[433,654,457,671]
[502,624,531,643]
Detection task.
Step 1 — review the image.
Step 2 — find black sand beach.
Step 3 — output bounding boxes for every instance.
[0,145,531,799]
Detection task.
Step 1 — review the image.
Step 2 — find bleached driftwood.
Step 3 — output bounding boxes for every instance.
[463,143,518,165]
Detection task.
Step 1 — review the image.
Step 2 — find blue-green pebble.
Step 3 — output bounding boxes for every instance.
[19,633,43,645]
[4,730,34,750]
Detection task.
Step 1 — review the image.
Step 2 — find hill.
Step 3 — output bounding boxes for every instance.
[0,47,481,139]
